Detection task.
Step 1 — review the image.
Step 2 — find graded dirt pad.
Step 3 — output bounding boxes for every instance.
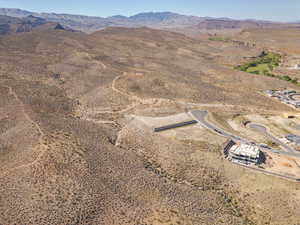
[1,25,300,224]
[133,113,226,145]
[265,152,300,177]
[134,112,193,128]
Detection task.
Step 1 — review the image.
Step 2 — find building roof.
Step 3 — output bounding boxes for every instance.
[230,143,260,158]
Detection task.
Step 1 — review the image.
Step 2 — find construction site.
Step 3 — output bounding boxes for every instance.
[146,110,300,182]
[224,140,264,166]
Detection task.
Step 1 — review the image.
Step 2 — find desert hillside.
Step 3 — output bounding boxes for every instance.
[1,21,300,225]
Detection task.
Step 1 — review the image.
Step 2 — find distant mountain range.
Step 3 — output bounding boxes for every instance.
[0,8,298,34]
[0,14,71,35]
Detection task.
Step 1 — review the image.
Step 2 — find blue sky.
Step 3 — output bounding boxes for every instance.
[0,0,299,22]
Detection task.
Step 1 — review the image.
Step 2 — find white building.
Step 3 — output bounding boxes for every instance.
[293,64,300,69]
[226,142,263,165]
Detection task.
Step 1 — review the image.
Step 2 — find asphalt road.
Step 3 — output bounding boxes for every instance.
[190,110,248,143]
[190,110,300,159]
[232,161,300,182]
[248,123,294,153]
[290,93,300,101]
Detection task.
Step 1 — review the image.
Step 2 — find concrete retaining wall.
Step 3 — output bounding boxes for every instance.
[154,120,198,132]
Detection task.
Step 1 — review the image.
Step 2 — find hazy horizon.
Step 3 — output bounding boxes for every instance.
[0,0,299,22]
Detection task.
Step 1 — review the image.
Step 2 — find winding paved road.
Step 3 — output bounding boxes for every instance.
[190,110,300,159]
[190,110,248,143]
[248,123,294,153]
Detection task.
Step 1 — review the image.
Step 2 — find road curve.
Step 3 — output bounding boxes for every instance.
[190,110,248,143]
[248,123,294,153]
[190,110,300,159]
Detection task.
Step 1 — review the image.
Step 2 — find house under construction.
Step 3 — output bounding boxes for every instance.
[224,140,264,165]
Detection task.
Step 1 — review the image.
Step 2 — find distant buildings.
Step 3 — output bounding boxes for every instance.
[286,134,300,146]
[265,90,300,108]
[289,64,300,70]
[224,140,264,166]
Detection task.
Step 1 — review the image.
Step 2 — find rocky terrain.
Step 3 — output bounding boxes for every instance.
[0,13,300,225]
[0,14,69,35]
